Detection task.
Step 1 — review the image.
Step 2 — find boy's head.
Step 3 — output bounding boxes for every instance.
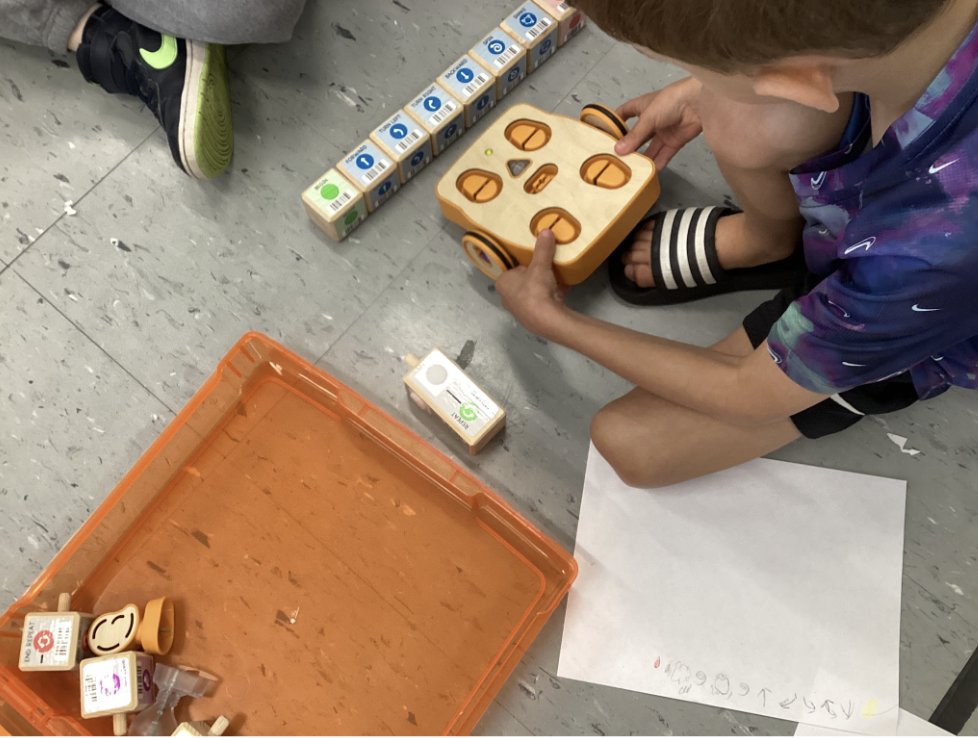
[574,0,953,110]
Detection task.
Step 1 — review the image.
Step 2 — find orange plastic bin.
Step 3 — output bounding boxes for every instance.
[0,333,576,735]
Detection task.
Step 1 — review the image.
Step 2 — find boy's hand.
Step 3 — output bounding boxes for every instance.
[615,77,704,170]
[495,229,571,339]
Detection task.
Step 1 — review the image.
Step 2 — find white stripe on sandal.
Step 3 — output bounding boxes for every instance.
[657,209,680,290]
[693,205,719,285]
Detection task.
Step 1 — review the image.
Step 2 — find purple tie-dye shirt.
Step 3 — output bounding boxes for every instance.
[767,20,978,401]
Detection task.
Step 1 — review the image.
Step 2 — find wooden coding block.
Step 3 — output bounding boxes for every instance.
[19,600,93,672]
[532,0,587,46]
[501,3,558,74]
[371,109,434,183]
[405,84,465,156]
[438,56,496,129]
[302,168,367,241]
[337,140,401,212]
[79,652,154,720]
[404,349,505,454]
[469,28,527,101]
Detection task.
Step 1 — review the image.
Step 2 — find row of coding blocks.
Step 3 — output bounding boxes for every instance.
[303,0,587,241]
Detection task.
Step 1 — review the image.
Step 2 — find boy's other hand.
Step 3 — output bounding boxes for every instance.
[615,77,704,170]
[496,229,571,339]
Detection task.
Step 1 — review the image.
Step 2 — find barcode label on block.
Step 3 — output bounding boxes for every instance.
[81,656,133,714]
[494,44,521,68]
[20,615,78,668]
[526,16,553,40]
[395,129,423,153]
[328,190,354,213]
[462,72,490,98]
[429,100,458,126]
[361,159,390,184]
[557,1,570,11]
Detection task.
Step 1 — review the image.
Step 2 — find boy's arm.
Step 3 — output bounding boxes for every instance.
[495,231,828,425]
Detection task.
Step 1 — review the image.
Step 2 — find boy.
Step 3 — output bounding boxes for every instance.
[495,0,978,487]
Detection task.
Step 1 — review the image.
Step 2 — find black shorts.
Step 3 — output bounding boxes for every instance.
[743,272,919,439]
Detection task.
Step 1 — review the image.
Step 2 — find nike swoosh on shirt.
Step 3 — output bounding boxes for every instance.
[843,236,876,255]
[827,300,850,318]
[140,34,178,69]
[929,159,959,174]
[842,361,867,367]
[810,171,826,188]
[912,304,941,312]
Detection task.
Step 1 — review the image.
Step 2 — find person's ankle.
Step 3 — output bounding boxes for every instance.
[67,3,103,52]
[715,213,799,270]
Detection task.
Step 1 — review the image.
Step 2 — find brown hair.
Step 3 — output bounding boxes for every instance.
[573,0,951,72]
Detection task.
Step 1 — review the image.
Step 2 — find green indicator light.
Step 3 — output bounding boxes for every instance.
[485,148,493,156]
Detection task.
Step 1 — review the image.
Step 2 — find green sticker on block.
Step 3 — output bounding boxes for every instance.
[344,210,360,226]
[321,183,340,200]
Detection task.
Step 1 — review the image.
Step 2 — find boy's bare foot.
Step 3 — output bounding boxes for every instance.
[621,211,799,288]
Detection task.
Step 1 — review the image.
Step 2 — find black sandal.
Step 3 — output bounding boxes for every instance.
[608,206,806,306]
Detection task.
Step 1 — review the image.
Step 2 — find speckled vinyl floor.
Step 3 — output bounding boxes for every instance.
[1,1,975,734]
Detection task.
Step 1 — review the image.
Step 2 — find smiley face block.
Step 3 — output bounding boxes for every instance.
[88,597,174,657]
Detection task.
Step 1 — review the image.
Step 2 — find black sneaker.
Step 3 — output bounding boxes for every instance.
[76,7,233,179]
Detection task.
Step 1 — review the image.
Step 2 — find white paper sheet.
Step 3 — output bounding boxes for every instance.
[794,708,950,736]
[558,446,906,735]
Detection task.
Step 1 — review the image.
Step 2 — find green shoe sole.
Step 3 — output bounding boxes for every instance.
[179,41,233,179]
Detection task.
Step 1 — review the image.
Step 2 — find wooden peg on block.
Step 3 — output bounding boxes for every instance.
[18,592,95,672]
[172,716,231,736]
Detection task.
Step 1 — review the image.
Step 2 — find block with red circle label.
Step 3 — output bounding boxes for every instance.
[531,0,587,46]
[19,610,94,671]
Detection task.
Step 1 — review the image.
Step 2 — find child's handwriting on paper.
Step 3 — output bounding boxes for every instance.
[662,659,867,722]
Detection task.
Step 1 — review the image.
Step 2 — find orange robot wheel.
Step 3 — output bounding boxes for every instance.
[580,103,630,141]
[462,231,517,280]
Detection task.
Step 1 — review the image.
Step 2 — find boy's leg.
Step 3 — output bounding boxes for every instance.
[589,328,800,488]
[108,0,307,46]
[622,89,854,287]
[0,0,96,50]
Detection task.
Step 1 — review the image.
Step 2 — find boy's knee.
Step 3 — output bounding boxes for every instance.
[700,89,850,173]
[590,406,673,489]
